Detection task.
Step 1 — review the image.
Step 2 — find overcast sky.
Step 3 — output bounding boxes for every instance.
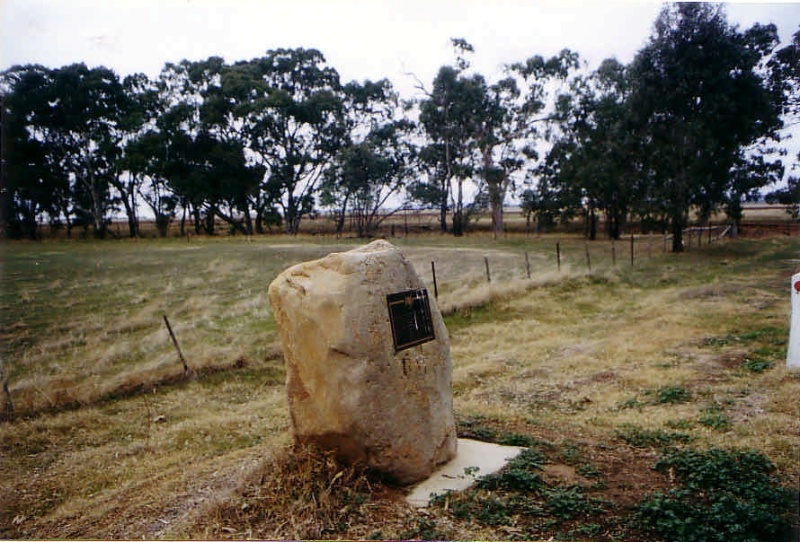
[2,0,798,99]
[1,0,798,180]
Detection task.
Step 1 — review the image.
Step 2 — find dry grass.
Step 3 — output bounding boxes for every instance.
[1,233,799,540]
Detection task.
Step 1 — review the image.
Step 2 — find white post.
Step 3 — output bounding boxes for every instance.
[787,273,800,369]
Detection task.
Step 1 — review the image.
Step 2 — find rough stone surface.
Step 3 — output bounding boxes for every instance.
[268,240,457,484]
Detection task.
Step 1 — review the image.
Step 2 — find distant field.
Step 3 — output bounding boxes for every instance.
[1,233,799,540]
[37,202,799,239]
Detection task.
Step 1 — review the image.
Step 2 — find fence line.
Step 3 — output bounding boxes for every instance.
[425,225,768,300]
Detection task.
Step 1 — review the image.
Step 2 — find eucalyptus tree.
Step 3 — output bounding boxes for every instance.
[627,3,785,251]
[1,64,65,238]
[770,25,799,118]
[725,150,784,236]
[519,180,572,234]
[148,58,227,235]
[321,119,416,237]
[416,39,579,237]
[215,59,282,233]
[121,131,176,236]
[141,57,266,235]
[417,40,484,236]
[50,63,129,238]
[541,58,640,240]
[408,143,451,232]
[1,63,128,238]
[765,176,800,219]
[767,25,800,219]
[239,48,347,234]
[320,79,414,236]
[480,48,580,238]
[192,57,271,234]
[114,71,182,237]
[109,72,164,237]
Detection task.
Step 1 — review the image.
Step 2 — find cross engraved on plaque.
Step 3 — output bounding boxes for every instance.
[386,288,435,352]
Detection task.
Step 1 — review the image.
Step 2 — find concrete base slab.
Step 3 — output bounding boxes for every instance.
[405,438,525,507]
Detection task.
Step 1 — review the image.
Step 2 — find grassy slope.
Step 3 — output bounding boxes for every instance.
[1,234,798,540]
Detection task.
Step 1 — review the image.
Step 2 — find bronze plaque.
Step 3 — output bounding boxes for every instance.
[387,289,435,352]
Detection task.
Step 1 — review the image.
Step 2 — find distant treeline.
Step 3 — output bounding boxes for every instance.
[2,4,798,250]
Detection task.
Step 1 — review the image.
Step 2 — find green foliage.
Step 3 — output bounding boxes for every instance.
[508,448,547,471]
[699,411,730,431]
[654,385,691,404]
[476,467,544,493]
[635,448,794,542]
[627,3,784,251]
[699,404,730,431]
[476,448,545,492]
[617,425,693,448]
[741,355,774,373]
[576,463,602,479]
[666,418,694,430]
[499,432,538,447]
[545,486,605,520]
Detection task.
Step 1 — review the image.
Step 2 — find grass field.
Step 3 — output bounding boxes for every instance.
[1,232,799,540]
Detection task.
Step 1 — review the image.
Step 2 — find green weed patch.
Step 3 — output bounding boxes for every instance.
[635,448,795,542]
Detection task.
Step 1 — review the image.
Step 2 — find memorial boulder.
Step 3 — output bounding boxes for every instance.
[268,240,457,484]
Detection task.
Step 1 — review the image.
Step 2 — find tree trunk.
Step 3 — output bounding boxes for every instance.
[484,151,505,240]
[179,203,187,237]
[586,206,597,241]
[255,206,265,235]
[439,178,448,233]
[439,197,448,233]
[64,205,73,239]
[452,179,464,237]
[192,205,202,235]
[285,197,299,235]
[88,171,107,239]
[671,217,684,253]
[489,181,504,240]
[121,196,138,238]
[155,213,170,237]
[243,206,254,235]
[204,204,216,235]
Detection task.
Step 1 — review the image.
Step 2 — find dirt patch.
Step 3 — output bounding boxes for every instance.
[728,392,768,424]
[456,418,675,513]
[678,284,738,300]
[543,463,594,488]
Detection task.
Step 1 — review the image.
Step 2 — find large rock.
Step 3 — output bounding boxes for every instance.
[268,240,457,484]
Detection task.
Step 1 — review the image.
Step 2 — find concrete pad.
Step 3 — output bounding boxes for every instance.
[405,438,525,507]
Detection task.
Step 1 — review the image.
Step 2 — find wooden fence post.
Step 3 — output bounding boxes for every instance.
[585,241,592,272]
[1,361,13,422]
[630,234,635,267]
[163,315,190,377]
[556,242,561,272]
[431,261,439,300]
[484,257,491,283]
[525,251,531,279]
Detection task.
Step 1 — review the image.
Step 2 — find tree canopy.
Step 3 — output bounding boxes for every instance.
[1,5,796,246]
